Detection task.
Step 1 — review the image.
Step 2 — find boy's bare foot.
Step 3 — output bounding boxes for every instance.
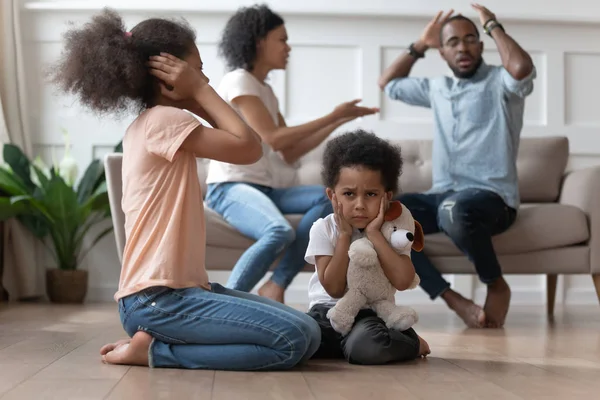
[417,335,431,357]
[258,280,285,303]
[101,331,152,366]
[484,277,511,328]
[442,289,486,328]
[100,339,130,356]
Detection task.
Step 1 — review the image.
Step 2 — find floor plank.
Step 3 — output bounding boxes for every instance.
[106,367,214,400]
[213,370,314,400]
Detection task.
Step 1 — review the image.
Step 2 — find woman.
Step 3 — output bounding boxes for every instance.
[205,4,378,303]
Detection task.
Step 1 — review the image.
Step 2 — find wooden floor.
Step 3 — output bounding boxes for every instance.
[0,303,599,400]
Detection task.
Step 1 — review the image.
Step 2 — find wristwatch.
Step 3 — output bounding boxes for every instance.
[408,42,425,59]
[483,19,505,36]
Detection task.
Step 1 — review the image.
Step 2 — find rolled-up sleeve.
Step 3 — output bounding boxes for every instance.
[501,66,536,98]
[384,77,431,108]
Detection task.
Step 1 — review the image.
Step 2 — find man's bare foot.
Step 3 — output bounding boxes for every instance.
[417,335,431,357]
[258,280,285,303]
[484,277,511,328]
[102,331,152,366]
[442,289,486,328]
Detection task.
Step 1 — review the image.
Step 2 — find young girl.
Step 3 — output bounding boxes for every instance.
[305,129,430,364]
[49,8,320,370]
[205,4,379,303]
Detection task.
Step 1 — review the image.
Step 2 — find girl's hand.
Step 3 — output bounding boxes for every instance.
[148,52,209,101]
[332,194,353,237]
[365,196,387,237]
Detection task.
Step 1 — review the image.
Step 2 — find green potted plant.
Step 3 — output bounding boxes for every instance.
[0,131,119,303]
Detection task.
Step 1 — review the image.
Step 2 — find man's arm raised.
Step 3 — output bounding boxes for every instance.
[472,3,534,80]
[378,10,454,90]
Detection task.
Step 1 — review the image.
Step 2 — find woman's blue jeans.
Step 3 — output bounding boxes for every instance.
[205,182,332,291]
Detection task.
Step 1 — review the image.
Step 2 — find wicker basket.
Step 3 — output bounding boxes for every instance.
[46,269,88,304]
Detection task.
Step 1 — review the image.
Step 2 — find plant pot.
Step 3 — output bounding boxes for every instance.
[46,269,88,304]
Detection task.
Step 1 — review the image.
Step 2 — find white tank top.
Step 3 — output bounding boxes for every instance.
[205,69,298,188]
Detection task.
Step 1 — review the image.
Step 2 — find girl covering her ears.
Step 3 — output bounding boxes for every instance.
[49,8,321,370]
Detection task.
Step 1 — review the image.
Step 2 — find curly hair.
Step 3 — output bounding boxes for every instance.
[321,130,403,194]
[218,4,284,71]
[48,8,196,116]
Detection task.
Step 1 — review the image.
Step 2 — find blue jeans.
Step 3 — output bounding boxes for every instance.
[399,189,517,299]
[118,283,321,370]
[205,182,332,291]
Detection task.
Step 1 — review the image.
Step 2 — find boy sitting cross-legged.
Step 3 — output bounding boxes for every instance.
[306,129,430,365]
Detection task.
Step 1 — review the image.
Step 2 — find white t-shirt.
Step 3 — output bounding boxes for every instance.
[205,69,299,188]
[305,214,367,309]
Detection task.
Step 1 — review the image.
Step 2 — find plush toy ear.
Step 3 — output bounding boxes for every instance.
[384,200,403,221]
[412,220,425,252]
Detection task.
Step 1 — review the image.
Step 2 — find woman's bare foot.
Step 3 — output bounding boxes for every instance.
[258,280,285,303]
[484,277,511,328]
[101,331,152,366]
[442,289,486,328]
[417,335,431,357]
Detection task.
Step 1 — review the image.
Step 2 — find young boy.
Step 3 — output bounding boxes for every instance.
[305,129,430,365]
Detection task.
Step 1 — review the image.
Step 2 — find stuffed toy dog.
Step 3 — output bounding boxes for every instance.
[327,201,425,336]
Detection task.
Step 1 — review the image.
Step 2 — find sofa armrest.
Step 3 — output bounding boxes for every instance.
[559,165,600,274]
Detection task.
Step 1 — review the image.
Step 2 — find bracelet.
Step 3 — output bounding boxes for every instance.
[483,19,505,36]
[408,42,425,59]
[483,18,495,30]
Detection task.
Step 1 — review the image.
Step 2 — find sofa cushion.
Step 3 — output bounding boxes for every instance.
[423,203,589,256]
[514,137,569,202]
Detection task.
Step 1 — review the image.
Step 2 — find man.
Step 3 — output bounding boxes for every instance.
[378,4,535,328]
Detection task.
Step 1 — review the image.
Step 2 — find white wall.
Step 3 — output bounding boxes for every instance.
[19,0,600,304]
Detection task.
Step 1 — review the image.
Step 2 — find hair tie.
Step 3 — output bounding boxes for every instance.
[124,31,132,37]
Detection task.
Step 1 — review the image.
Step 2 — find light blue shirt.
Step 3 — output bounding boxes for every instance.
[385,61,536,209]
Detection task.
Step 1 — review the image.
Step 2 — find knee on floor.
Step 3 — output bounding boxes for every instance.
[343,324,390,365]
[276,325,313,369]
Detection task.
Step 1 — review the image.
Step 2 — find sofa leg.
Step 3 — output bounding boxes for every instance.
[592,275,600,305]
[546,274,558,316]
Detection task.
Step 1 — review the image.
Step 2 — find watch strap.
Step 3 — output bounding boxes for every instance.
[408,43,425,59]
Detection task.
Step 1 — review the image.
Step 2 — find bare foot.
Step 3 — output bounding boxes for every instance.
[417,335,431,357]
[258,280,285,303]
[442,289,486,328]
[100,339,130,356]
[102,331,152,366]
[484,277,511,328]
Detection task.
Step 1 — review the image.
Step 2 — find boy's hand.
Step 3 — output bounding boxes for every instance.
[365,196,387,238]
[332,194,353,237]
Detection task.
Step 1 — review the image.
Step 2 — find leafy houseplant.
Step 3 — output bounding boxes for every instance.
[0,134,119,303]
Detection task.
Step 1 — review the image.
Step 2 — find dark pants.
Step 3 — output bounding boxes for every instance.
[307,304,420,365]
[398,189,517,300]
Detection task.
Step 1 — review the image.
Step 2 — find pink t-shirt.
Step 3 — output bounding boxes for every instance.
[114,105,210,301]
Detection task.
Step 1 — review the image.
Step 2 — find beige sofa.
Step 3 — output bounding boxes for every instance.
[104,136,600,314]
